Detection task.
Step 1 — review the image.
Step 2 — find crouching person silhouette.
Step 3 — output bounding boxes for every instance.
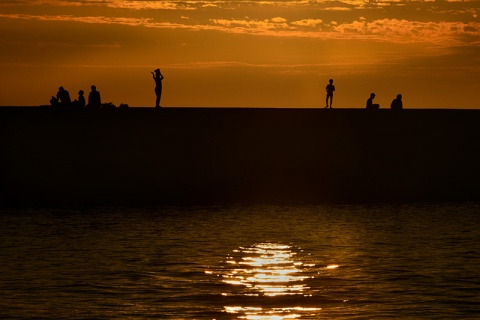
[390,94,403,110]
[366,93,380,110]
[56,86,71,107]
[87,85,101,109]
[72,90,86,108]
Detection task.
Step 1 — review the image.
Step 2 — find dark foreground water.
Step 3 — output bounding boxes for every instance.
[1,203,479,319]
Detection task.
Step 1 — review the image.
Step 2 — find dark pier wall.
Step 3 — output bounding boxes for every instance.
[1,107,480,205]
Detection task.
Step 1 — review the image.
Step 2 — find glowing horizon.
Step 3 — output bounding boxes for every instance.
[0,0,479,108]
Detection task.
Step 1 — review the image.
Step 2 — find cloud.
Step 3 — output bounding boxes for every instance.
[1,0,86,7]
[0,13,154,26]
[103,1,195,11]
[0,0,195,10]
[1,12,479,47]
[271,17,287,23]
[291,19,323,28]
[322,7,354,11]
[0,0,413,11]
[210,17,291,30]
[333,19,480,45]
[4,0,479,20]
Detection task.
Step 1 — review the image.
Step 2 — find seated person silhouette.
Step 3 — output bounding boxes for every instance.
[72,90,86,108]
[390,94,403,110]
[56,86,71,107]
[87,85,101,109]
[50,96,59,107]
[366,93,380,110]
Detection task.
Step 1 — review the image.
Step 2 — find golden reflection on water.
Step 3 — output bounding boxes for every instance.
[220,243,322,319]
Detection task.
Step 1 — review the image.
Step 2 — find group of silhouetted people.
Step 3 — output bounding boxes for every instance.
[323,78,403,110]
[51,85,101,109]
[48,68,164,109]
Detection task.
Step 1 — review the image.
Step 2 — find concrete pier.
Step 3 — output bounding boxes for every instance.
[1,107,480,205]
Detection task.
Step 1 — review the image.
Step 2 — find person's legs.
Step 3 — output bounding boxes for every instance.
[155,89,162,108]
[326,95,333,108]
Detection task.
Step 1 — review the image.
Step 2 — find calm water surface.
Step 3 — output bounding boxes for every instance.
[1,203,479,319]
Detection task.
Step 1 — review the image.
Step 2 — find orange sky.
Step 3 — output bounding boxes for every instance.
[0,0,479,108]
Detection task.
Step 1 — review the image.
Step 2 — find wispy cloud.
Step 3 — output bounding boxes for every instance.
[333,19,480,45]
[0,0,452,10]
[2,12,479,47]
[0,0,195,10]
[1,0,85,6]
[3,0,479,18]
[103,1,196,11]
[210,17,291,30]
[292,19,323,28]
[209,17,480,46]
[0,13,155,26]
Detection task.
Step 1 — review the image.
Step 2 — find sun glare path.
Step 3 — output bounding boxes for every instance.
[218,242,323,318]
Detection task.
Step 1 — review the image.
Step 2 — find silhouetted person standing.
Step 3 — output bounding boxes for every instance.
[366,93,380,110]
[56,86,71,107]
[390,94,403,110]
[87,85,101,109]
[152,68,164,108]
[325,79,335,108]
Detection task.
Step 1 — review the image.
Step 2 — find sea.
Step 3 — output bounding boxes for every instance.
[1,202,479,319]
